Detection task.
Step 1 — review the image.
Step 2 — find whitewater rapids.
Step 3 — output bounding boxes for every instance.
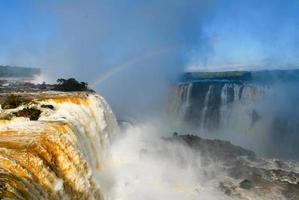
[0,92,118,199]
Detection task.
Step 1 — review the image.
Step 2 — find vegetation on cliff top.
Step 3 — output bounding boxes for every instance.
[13,107,41,120]
[53,78,93,92]
[1,94,31,109]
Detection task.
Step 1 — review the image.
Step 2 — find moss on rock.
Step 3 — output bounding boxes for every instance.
[1,94,31,109]
[13,107,41,121]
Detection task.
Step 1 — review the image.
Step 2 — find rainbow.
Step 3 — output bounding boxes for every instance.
[90,46,177,87]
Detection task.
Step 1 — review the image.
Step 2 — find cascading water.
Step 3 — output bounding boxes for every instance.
[170,70,299,159]
[0,85,298,199]
[171,81,268,131]
[172,83,193,119]
[0,92,119,200]
[220,83,229,127]
[200,85,212,130]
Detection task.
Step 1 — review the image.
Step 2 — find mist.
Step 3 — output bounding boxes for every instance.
[31,0,212,119]
[0,0,298,164]
[1,1,299,199]
[178,80,299,160]
[241,82,299,159]
[97,122,230,200]
[1,1,299,119]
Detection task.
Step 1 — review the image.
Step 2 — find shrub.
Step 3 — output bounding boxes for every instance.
[0,113,13,120]
[1,95,31,109]
[13,107,41,121]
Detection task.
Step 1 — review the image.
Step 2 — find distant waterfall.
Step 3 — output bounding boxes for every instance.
[171,82,268,131]
[170,83,193,120]
[0,92,119,200]
[200,85,212,130]
[220,83,230,127]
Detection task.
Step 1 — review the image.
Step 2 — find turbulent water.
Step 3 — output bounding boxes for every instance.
[0,92,118,199]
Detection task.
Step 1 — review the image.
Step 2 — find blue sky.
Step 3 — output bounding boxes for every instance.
[0,1,54,60]
[1,0,298,117]
[0,0,298,76]
[188,0,299,70]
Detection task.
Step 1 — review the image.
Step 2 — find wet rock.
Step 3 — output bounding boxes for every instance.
[219,182,232,196]
[239,179,253,190]
[173,134,256,162]
[41,104,54,110]
[13,107,41,120]
[169,133,299,199]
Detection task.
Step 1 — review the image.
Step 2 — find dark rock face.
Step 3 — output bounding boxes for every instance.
[172,134,256,162]
[169,134,299,199]
[40,104,54,110]
[13,107,41,120]
[239,179,253,190]
[181,69,299,83]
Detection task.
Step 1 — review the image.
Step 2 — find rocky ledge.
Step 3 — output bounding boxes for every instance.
[170,134,299,199]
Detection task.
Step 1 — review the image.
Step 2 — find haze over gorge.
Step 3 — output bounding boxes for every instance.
[1,0,299,199]
[0,66,298,200]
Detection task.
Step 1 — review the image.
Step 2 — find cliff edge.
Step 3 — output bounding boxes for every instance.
[0,91,119,200]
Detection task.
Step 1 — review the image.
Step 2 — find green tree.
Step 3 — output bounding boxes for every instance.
[54,78,90,91]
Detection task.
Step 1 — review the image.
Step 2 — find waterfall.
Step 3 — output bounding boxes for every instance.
[170,81,269,132]
[199,85,212,129]
[233,83,241,102]
[220,83,229,127]
[0,92,119,200]
[168,83,193,121]
[180,83,192,118]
